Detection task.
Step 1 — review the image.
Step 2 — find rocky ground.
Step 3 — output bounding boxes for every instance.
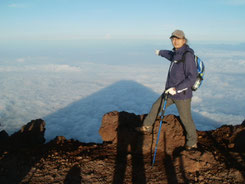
[0,111,245,184]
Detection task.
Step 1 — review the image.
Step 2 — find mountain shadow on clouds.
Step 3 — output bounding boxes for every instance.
[43,80,219,143]
[193,113,221,131]
[43,80,159,142]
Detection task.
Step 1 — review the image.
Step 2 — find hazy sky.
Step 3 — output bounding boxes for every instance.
[1,0,245,42]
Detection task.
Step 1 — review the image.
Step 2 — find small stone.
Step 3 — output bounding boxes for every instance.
[127,154,132,160]
[228,143,235,149]
[75,156,83,161]
[194,176,198,182]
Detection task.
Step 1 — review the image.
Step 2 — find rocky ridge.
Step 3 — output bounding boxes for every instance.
[0,111,245,184]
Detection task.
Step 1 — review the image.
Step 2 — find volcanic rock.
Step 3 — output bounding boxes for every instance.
[0,112,245,184]
[0,130,9,142]
[99,111,185,155]
[1,119,45,151]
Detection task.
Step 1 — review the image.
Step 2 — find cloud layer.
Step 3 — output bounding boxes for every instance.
[0,45,244,143]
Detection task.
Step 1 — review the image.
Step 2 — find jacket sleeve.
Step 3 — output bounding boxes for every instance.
[159,50,173,61]
[175,52,197,92]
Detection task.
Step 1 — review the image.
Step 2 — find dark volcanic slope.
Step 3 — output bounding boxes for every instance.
[0,112,245,184]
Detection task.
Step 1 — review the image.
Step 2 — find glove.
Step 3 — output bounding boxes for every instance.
[155,50,160,56]
[165,87,176,95]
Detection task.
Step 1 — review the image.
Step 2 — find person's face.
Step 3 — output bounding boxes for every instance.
[171,37,186,49]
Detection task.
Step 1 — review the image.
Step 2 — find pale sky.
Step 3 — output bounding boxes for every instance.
[0,0,245,42]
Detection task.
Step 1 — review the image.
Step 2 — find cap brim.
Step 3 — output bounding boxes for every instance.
[170,35,179,39]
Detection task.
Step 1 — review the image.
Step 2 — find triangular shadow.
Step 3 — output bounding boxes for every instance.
[43,80,159,142]
[43,80,220,143]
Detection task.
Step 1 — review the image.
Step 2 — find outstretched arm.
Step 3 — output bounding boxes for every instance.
[156,50,173,61]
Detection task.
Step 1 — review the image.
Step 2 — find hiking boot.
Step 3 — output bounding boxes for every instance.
[185,143,197,150]
[135,126,152,133]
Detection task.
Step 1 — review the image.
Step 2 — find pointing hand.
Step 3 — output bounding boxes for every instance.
[155,50,160,56]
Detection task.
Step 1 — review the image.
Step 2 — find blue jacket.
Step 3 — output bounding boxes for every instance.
[159,44,197,100]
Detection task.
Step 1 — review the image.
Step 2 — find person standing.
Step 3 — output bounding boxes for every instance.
[137,30,198,150]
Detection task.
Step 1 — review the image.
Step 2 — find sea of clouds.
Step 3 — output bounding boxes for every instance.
[0,40,244,143]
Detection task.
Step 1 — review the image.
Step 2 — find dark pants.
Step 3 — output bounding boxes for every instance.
[143,94,197,146]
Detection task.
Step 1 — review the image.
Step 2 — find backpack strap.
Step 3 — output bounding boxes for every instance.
[180,51,196,78]
[180,51,191,63]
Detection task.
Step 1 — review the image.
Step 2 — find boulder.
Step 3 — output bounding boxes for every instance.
[99,111,186,155]
[0,130,9,142]
[6,119,46,149]
[242,119,245,126]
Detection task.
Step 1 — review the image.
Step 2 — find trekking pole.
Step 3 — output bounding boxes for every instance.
[152,93,168,167]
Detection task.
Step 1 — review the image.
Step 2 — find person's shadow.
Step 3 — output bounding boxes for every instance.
[112,112,146,184]
[64,164,82,184]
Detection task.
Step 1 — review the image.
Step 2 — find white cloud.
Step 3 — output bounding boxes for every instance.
[239,60,245,65]
[43,64,81,72]
[104,33,112,40]
[192,96,202,104]
[0,47,244,143]
[8,3,26,8]
[198,110,244,126]
[0,64,81,72]
[16,58,25,63]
